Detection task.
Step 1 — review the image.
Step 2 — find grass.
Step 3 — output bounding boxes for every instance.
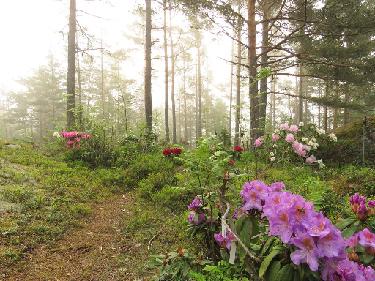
[0,143,112,266]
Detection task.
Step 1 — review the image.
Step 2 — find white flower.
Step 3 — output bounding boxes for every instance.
[270,152,274,157]
[302,137,309,143]
[316,128,325,135]
[274,129,280,134]
[53,132,61,138]
[299,122,304,127]
[329,133,337,142]
[317,159,325,169]
[311,137,317,142]
[270,157,276,162]
[272,144,277,148]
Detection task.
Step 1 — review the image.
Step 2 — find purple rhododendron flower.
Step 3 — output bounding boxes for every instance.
[358,228,375,250]
[214,231,236,250]
[269,182,285,192]
[188,197,203,211]
[291,233,320,271]
[188,211,205,225]
[240,180,269,211]
[368,200,375,208]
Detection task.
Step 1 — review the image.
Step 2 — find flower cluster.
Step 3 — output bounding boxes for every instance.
[214,231,236,250]
[347,228,375,256]
[56,131,92,149]
[254,122,332,168]
[187,197,206,225]
[233,145,244,152]
[240,180,374,280]
[349,193,375,221]
[162,147,183,157]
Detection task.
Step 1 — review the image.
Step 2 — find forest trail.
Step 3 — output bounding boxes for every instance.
[2,193,148,281]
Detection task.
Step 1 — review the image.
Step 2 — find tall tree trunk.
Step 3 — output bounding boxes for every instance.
[259,12,269,133]
[323,82,329,132]
[163,0,170,142]
[76,51,83,129]
[67,0,76,129]
[248,0,259,142]
[271,76,276,129]
[100,39,105,120]
[298,63,304,124]
[344,90,350,125]
[228,41,234,144]
[169,0,177,143]
[234,9,242,146]
[183,56,188,143]
[197,46,202,139]
[333,83,339,130]
[144,0,153,131]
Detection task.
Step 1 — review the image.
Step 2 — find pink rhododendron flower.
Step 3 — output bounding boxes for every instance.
[188,197,203,211]
[291,233,320,271]
[288,124,299,132]
[292,141,307,157]
[272,134,280,142]
[188,211,206,225]
[306,155,317,164]
[254,137,263,147]
[358,228,375,250]
[280,123,289,130]
[285,133,295,143]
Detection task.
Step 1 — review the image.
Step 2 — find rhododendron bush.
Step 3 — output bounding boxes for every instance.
[187,180,374,281]
[54,131,92,149]
[254,122,337,168]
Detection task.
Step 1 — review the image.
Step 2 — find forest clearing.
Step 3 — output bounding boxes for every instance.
[0,0,374,280]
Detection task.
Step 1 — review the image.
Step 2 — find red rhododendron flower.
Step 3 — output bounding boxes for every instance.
[233,145,243,152]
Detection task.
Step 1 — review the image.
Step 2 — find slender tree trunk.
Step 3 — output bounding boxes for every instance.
[100,39,105,120]
[344,90,350,125]
[197,46,202,139]
[271,76,276,129]
[77,51,83,129]
[183,56,188,143]
[333,83,339,130]
[67,0,76,129]
[248,0,259,142]
[323,82,329,132]
[228,41,234,144]
[259,13,269,133]
[144,0,153,131]
[169,0,177,143]
[163,0,170,142]
[234,11,242,146]
[298,63,304,124]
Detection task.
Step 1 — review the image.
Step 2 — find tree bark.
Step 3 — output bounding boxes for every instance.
[298,63,304,124]
[144,0,153,131]
[169,0,177,143]
[163,0,170,142]
[234,8,242,146]
[67,0,76,129]
[229,41,234,145]
[323,82,329,132]
[183,55,188,143]
[248,0,259,142]
[259,13,269,133]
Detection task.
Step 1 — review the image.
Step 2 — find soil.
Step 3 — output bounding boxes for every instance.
[1,193,150,281]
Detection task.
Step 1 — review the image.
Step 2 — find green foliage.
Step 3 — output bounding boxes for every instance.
[189,260,249,281]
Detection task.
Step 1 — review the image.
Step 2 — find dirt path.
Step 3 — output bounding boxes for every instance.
[2,193,147,281]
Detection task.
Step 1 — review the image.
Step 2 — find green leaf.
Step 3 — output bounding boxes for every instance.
[278,264,294,281]
[259,248,282,278]
[341,224,358,238]
[360,253,374,264]
[265,261,281,281]
[261,237,275,256]
[335,217,356,230]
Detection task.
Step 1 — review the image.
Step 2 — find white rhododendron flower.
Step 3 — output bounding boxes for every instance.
[299,122,304,127]
[53,132,61,138]
[270,157,276,162]
[302,137,309,142]
[270,152,274,157]
[329,133,337,142]
[316,128,325,135]
[317,159,325,169]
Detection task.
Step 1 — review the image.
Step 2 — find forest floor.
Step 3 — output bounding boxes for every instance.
[0,144,190,281]
[2,193,152,281]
